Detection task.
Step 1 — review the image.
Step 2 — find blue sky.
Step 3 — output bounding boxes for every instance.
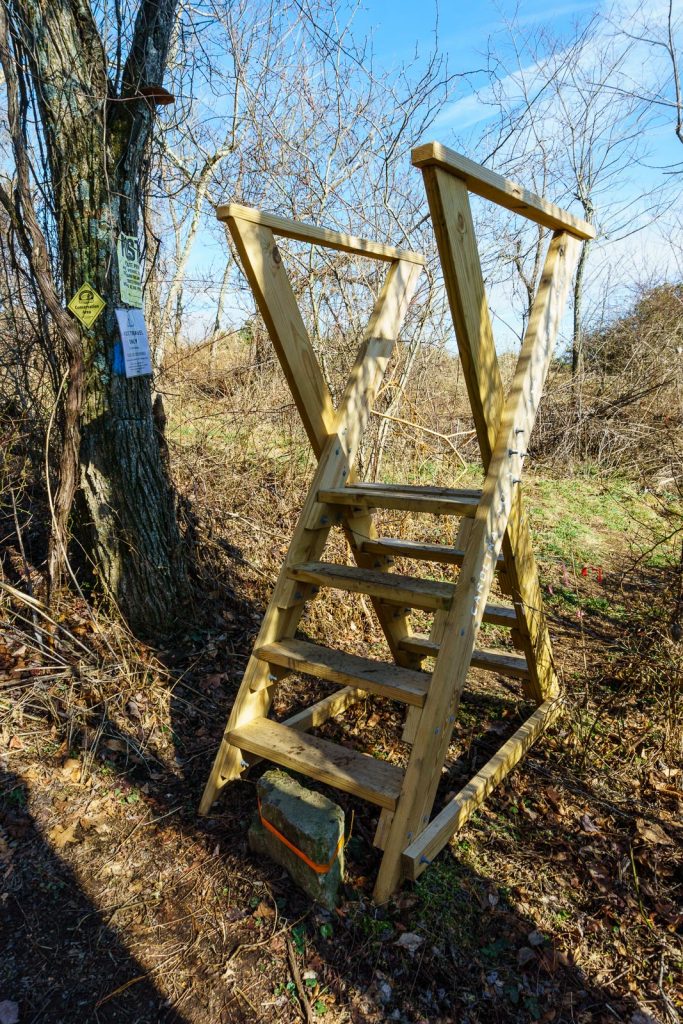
[176,0,681,350]
[348,1,682,341]
[352,0,597,66]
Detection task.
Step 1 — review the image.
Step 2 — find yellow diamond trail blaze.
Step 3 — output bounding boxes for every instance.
[68,282,106,328]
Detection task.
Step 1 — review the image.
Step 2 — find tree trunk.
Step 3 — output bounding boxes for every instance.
[572,237,591,378]
[11,0,187,635]
[209,258,232,376]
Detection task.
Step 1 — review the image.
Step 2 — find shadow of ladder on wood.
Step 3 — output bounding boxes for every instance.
[199,147,595,904]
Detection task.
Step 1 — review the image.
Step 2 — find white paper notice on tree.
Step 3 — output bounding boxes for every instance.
[115,308,153,378]
[117,233,143,307]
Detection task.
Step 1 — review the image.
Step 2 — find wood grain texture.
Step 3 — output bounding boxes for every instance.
[402,699,562,878]
[228,718,404,808]
[287,561,517,625]
[398,636,529,678]
[361,536,504,569]
[226,216,336,453]
[255,639,431,705]
[421,168,559,705]
[218,203,425,263]
[412,143,595,240]
[319,486,479,517]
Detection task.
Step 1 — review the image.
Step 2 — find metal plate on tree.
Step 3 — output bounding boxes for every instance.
[68,283,106,328]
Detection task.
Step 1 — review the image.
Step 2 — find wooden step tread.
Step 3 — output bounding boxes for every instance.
[255,639,431,706]
[228,718,403,809]
[399,635,528,677]
[287,562,516,626]
[318,485,479,517]
[289,560,451,609]
[362,536,504,568]
[351,482,482,497]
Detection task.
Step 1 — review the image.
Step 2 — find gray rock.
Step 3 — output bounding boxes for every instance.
[248,769,344,909]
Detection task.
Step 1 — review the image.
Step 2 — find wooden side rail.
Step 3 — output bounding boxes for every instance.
[401,698,563,880]
[411,143,596,241]
[216,203,426,265]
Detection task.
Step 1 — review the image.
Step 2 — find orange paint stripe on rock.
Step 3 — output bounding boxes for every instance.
[257,797,344,875]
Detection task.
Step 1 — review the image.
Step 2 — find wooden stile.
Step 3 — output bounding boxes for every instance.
[201,152,585,901]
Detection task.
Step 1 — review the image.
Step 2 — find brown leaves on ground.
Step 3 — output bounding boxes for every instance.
[1,523,681,1024]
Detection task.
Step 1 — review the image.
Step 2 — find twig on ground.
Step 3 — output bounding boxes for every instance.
[286,932,315,1024]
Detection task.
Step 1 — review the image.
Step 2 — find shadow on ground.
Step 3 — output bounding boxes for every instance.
[1,571,672,1023]
[0,769,190,1024]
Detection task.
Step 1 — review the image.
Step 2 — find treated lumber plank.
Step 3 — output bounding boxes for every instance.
[288,560,452,608]
[238,687,364,772]
[479,605,517,628]
[402,699,562,879]
[218,204,426,264]
[352,482,482,498]
[362,537,504,569]
[411,143,596,240]
[283,686,363,732]
[319,486,479,517]
[286,562,516,624]
[419,168,560,704]
[227,217,336,453]
[398,635,529,678]
[255,639,431,706]
[374,230,580,903]
[228,718,404,809]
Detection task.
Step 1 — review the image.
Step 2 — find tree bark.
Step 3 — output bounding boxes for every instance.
[572,237,591,378]
[7,0,187,635]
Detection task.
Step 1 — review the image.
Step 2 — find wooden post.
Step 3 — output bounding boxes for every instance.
[418,165,560,704]
[200,218,423,813]
[373,230,580,903]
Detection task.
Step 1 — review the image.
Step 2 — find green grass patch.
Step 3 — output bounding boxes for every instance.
[525,474,675,566]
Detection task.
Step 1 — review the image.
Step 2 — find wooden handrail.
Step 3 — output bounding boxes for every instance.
[411,142,596,240]
[217,203,426,264]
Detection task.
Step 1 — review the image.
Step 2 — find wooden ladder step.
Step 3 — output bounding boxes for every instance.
[318,484,479,516]
[289,560,450,608]
[399,635,529,678]
[287,561,516,626]
[362,536,505,569]
[228,718,403,809]
[255,639,431,706]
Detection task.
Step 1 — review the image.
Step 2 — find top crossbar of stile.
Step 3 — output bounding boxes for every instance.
[201,145,594,903]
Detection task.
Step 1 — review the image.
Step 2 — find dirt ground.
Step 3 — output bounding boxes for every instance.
[1,526,681,1024]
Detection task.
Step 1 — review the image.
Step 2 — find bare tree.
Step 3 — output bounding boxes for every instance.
[0,1,186,633]
[606,0,683,149]
[469,11,672,376]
